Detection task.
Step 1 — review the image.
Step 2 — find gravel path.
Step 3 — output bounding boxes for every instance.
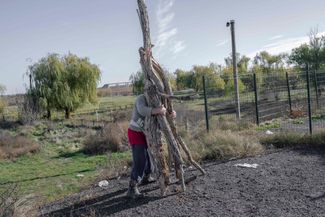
[40,147,325,217]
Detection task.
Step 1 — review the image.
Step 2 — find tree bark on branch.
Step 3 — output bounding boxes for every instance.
[137,0,205,196]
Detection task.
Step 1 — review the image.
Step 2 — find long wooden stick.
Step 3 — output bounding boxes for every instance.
[137,0,205,195]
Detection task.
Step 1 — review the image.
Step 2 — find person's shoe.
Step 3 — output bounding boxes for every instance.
[140,174,156,186]
[127,180,143,199]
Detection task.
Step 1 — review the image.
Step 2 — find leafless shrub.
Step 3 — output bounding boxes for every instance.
[290,104,305,119]
[18,94,41,124]
[0,184,19,217]
[0,131,40,159]
[12,194,40,217]
[111,109,132,123]
[83,121,129,155]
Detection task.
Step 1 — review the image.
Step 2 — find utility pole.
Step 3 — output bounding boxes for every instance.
[227,20,241,121]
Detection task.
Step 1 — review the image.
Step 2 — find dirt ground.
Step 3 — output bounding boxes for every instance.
[40,147,325,217]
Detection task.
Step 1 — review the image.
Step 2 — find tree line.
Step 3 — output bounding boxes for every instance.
[0,28,324,120]
[130,29,325,95]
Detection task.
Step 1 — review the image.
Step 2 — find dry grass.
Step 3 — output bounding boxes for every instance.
[211,116,256,132]
[12,194,41,217]
[260,132,304,148]
[290,105,306,118]
[97,86,133,97]
[183,127,264,162]
[260,130,325,148]
[98,155,132,180]
[0,184,19,217]
[0,132,40,160]
[1,185,40,217]
[111,110,132,123]
[83,121,129,155]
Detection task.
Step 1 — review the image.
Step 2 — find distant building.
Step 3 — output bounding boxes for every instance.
[98,82,133,97]
[101,82,132,89]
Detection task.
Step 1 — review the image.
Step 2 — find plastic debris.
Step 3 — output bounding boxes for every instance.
[234,163,258,169]
[265,130,274,135]
[98,180,109,188]
[76,174,84,177]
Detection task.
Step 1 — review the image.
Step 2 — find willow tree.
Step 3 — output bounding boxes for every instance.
[28,53,101,119]
[28,54,64,119]
[59,54,101,119]
[129,71,145,95]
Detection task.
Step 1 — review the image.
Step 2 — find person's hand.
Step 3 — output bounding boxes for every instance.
[171,110,177,119]
[152,105,167,116]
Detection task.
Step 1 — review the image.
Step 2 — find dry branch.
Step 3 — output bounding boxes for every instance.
[137,0,205,195]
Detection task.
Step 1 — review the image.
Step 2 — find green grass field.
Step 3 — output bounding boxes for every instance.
[0,122,131,203]
[2,95,136,120]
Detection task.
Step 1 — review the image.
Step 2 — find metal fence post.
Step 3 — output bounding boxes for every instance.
[285,72,292,113]
[253,73,260,125]
[203,76,209,133]
[313,70,319,109]
[306,65,313,135]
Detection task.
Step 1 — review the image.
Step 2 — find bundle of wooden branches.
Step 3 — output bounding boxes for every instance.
[137,0,206,196]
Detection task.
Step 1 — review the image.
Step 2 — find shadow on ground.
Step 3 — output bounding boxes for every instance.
[42,176,197,217]
[293,146,325,165]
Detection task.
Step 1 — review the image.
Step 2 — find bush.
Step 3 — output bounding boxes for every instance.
[83,122,129,154]
[260,132,304,148]
[0,132,40,159]
[184,128,264,161]
[225,78,246,96]
[260,131,325,148]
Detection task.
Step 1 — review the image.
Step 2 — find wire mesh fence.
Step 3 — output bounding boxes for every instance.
[2,70,325,135]
[178,70,325,134]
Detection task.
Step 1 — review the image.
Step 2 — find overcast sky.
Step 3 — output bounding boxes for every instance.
[1,0,325,94]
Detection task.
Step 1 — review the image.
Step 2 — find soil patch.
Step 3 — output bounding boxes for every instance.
[40,147,325,217]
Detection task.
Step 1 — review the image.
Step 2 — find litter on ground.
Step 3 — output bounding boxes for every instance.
[265,130,274,135]
[98,180,109,188]
[234,163,259,168]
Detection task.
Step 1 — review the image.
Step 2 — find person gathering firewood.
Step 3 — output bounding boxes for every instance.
[127,94,176,198]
